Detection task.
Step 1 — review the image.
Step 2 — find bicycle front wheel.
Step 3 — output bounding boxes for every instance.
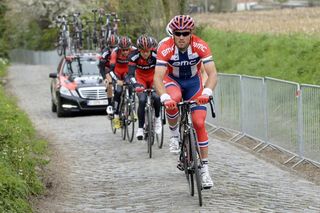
[190,129,202,206]
[126,99,135,143]
[182,132,194,196]
[147,107,154,158]
[156,117,164,149]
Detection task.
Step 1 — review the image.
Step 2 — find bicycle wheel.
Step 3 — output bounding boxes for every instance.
[181,131,194,196]
[121,113,126,141]
[126,98,135,143]
[189,129,202,206]
[156,118,164,148]
[147,107,154,158]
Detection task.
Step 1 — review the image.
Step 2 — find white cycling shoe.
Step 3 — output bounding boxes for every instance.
[169,136,180,154]
[106,105,114,115]
[200,164,213,189]
[136,128,144,141]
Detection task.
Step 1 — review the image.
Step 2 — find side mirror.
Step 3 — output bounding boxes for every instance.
[49,73,57,78]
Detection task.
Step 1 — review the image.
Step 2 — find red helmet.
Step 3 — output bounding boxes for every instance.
[169,15,195,32]
[107,34,119,48]
[118,36,132,49]
[136,35,152,50]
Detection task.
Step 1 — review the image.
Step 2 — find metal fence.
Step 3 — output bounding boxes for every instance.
[9,49,61,66]
[209,73,320,166]
[9,50,320,166]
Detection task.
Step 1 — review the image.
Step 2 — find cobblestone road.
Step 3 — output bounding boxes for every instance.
[7,64,320,213]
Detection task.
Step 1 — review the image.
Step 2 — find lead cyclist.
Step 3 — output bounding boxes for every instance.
[154,15,218,189]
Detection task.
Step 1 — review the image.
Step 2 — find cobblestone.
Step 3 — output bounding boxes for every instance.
[7,64,320,213]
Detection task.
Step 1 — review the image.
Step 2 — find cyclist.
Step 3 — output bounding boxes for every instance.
[154,15,218,189]
[98,34,119,115]
[108,36,136,129]
[127,35,162,140]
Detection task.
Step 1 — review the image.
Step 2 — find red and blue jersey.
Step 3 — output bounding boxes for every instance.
[156,35,213,80]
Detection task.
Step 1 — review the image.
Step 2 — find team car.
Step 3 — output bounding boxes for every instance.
[49,53,107,117]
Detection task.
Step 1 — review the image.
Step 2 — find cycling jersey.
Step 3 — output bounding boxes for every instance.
[98,47,113,79]
[156,35,213,80]
[109,47,136,80]
[128,49,157,88]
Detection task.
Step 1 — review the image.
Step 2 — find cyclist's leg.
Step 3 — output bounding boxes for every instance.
[137,92,147,129]
[164,76,181,138]
[106,73,113,106]
[113,84,123,116]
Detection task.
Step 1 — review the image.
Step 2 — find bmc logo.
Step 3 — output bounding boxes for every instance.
[172,59,197,66]
[193,42,207,52]
[161,46,174,57]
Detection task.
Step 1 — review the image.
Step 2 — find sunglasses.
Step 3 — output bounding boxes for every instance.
[174,31,191,37]
[122,48,129,51]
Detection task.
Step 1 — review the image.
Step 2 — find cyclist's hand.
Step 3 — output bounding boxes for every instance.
[164,99,177,110]
[161,93,176,110]
[117,80,124,86]
[195,95,209,105]
[135,86,144,93]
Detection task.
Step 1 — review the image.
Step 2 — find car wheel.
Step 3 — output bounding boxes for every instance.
[51,100,57,112]
[56,98,66,117]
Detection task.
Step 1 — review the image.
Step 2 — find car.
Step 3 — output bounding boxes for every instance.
[49,53,108,117]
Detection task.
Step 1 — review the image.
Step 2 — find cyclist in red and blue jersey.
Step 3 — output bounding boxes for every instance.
[98,34,119,115]
[154,15,218,189]
[127,35,162,140]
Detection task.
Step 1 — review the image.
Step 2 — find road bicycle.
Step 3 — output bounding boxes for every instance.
[70,12,83,53]
[56,15,70,56]
[177,97,215,206]
[110,83,136,142]
[142,89,164,158]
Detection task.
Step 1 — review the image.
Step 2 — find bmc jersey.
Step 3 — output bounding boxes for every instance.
[100,47,113,68]
[128,50,157,78]
[128,50,157,88]
[156,35,213,79]
[109,47,136,79]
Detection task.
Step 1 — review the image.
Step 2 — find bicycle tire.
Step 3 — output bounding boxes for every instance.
[147,107,153,158]
[121,113,126,141]
[189,129,202,206]
[182,131,195,196]
[126,98,135,143]
[156,119,164,149]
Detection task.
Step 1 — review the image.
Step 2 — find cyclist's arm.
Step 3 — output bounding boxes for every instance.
[203,61,218,91]
[126,64,137,85]
[153,65,167,96]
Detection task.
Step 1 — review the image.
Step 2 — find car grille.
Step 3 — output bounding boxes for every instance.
[78,87,107,99]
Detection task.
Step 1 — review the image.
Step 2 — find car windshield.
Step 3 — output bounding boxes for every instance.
[63,58,99,76]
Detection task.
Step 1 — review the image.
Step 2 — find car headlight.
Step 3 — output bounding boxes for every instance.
[60,86,72,96]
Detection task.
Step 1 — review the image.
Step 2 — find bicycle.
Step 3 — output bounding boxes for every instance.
[176,97,215,206]
[142,89,164,158]
[70,12,83,53]
[56,15,70,56]
[110,83,136,142]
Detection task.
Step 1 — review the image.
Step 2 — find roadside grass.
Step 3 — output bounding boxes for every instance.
[0,62,48,213]
[197,27,320,85]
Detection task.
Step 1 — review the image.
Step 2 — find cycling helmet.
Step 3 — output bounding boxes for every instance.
[136,35,152,50]
[106,34,119,48]
[118,36,132,49]
[169,15,195,32]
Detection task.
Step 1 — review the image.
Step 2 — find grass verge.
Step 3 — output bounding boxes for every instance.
[197,27,320,85]
[0,61,48,213]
